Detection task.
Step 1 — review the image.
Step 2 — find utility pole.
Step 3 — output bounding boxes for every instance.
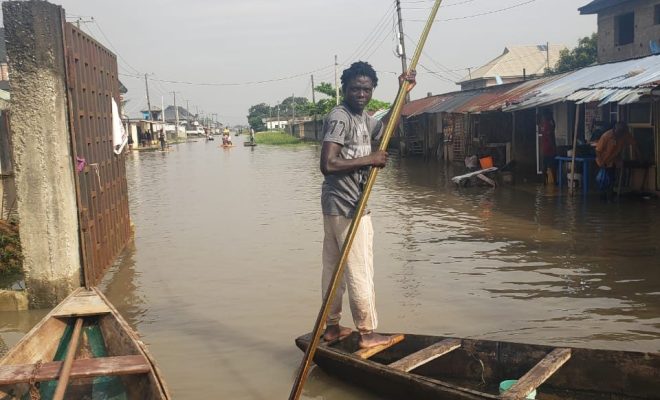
[277,104,280,130]
[291,93,295,136]
[546,41,550,70]
[161,96,166,142]
[334,55,339,105]
[396,0,410,102]
[172,92,179,139]
[144,73,154,134]
[186,100,190,119]
[311,74,318,139]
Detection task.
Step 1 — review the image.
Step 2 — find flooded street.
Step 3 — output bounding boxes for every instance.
[3,136,659,399]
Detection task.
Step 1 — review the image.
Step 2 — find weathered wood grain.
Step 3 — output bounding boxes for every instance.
[354,334,405,359]
[0,355,150,384]
[500,348,572,400]
[389,338,461,372]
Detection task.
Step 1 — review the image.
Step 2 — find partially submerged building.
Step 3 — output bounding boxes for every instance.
[400,53,660,190]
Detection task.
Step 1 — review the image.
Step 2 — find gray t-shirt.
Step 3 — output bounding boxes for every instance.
[321,104,383,217]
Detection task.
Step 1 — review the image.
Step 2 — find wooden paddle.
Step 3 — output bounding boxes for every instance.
[569,103,580,195]
[288,1,444,399]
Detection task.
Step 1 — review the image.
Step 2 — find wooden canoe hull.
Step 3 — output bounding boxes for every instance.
[296,332,660,400]
[0,288,170,399]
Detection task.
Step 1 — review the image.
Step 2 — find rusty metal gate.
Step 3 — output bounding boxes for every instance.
[63,22,131,287]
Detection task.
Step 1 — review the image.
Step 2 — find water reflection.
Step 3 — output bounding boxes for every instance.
[1,136,657,399]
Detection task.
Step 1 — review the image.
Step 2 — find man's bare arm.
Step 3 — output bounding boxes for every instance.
[320,141,387,176]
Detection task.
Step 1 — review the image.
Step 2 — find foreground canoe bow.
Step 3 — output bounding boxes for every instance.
[296,332,659,399]
[0,287,170,399]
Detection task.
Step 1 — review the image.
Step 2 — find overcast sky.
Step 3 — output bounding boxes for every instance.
[3,0,597,125]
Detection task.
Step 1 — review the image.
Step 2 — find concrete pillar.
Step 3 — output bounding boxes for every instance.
[2,1,82,308]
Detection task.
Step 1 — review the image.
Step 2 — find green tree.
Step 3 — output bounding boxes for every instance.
[547,33,598,74]
[312,82,391,116]
[247,103,271,132]
[366,98,390,113]
[278,96,310,118]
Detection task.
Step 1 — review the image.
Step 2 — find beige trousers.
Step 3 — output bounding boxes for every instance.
[322,214,377,333]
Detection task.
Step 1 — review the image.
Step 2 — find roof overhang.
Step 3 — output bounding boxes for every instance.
[578,0,629,15]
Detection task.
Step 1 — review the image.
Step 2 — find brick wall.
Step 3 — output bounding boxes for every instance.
[596,0,660,63]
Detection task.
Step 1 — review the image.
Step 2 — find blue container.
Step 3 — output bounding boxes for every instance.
[499,380,537,399]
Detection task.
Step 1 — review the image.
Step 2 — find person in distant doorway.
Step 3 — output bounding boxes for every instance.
[538,109,556,184]
[595,121,640,199]
[159,130,166,151]
[319,61,416,349]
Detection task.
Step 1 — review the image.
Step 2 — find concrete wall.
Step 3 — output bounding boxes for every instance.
[596,0,660,63]
[298,119,323,141]
[3,1,82,308]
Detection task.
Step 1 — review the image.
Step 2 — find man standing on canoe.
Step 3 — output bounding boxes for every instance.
[320,61,415,349]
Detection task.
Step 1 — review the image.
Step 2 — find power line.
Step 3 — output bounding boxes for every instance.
[402,0,476,4]
[406,0,538,22]
[415,62,458,84]
[118,64,334,87]
[345,2,397,63]
[402,0,477,9]
[403,33,463,80]
[90,20,142,75]
[365,28,395,60]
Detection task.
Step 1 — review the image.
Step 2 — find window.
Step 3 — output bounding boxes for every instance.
[615,12,635,45]
[655,5,660,25]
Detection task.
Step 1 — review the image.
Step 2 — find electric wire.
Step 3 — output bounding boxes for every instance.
[406,0,538,22]
[118,64,333,87]
[345,2,397,63]
[403,33,463,80]
[91,20,143,76]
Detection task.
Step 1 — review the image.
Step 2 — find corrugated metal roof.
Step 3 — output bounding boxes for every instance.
[423,90,483,114]
[371,108,389,120]
[454,77,558,113]
[506,54,660,110]
[401,95,444,117]
[416,77,558,115]
[459,44,565,83]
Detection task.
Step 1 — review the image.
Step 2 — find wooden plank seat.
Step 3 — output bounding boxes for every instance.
[0,355,151,385]
[500,348,572,400]
[354,334,405,359]
[389,338,461,372]
[52,291,112,317]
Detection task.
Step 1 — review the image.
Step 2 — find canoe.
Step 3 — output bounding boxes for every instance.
[295,332,659,399]
[219,144,234,148]
[243,142,257,147]
[0,287,170,399]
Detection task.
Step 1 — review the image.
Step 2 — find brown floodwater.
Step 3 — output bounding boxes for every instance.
[1,135,659,399]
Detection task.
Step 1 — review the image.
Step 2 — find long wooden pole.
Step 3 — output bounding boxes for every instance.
[53,317,84,400]
[569,104,580,195]
[288,2,443,399]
